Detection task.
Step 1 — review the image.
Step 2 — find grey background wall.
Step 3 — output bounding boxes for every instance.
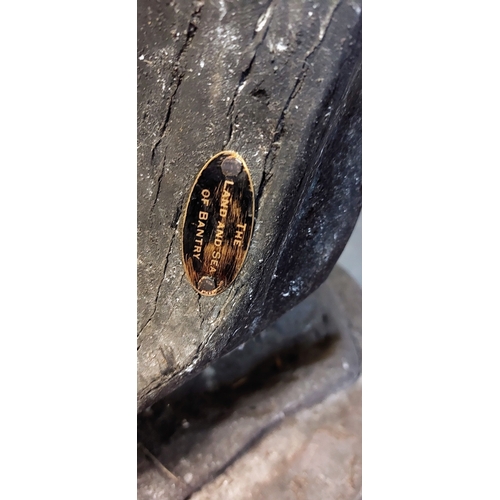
[338,212,362,287]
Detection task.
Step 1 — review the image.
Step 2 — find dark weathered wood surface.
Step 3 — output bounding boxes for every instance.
[138,0,362,411]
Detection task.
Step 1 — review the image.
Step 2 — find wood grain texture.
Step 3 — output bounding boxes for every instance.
[138,0,362,411]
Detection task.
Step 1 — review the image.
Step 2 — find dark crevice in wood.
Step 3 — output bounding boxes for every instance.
[224,0,275,148]
[255,2,341,212]
[137,229,178,339]
[150,1,206,212]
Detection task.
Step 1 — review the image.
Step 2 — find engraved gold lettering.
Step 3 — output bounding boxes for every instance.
[219,180,233,218]
[221,193,230,205]
[194,212,210,259]
[201,189,210,206]
[234,223,247,247]
[182,151,254,296]
[201,189,211,207]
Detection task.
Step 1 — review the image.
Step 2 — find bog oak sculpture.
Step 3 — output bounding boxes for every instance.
[137,0,362,412]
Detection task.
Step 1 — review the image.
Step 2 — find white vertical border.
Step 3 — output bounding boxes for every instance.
[1,1,136,498]
[364,1,500,498]
[2,0,500,498]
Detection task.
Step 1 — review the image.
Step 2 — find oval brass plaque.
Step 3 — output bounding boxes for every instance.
[182,151,255,296]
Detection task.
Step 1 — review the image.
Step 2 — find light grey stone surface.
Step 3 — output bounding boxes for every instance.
[137,266,362,500]
[191,378,362,500]
[338,212,362,287]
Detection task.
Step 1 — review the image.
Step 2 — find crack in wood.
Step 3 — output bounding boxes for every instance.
[256,1,342,209]
[137,228,178,338]
[224,0,276,148]
[150,0,206,214]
